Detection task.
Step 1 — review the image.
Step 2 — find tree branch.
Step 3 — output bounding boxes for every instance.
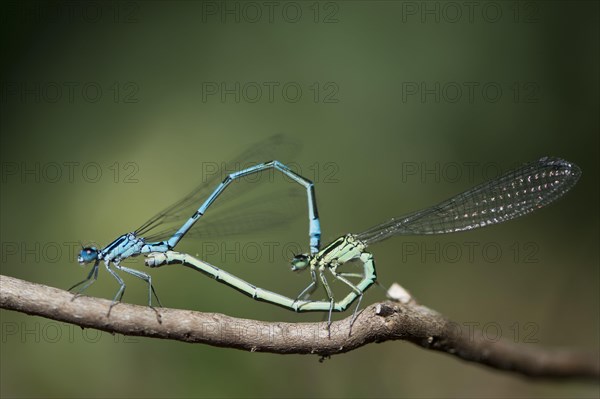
[1,274,597,380]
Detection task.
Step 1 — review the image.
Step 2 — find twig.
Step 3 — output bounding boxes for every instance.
[0,274,597,380]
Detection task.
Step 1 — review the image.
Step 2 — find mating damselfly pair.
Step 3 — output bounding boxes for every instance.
[71,135,581,328]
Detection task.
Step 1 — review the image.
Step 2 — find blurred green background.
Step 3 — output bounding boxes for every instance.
[1,1,598,398]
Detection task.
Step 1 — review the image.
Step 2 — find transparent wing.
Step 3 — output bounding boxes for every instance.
[356,157,581,246]
[135,134,300,241]
[144,188,304,241]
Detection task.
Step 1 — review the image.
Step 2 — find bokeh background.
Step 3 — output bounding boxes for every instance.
[1,1,598,398]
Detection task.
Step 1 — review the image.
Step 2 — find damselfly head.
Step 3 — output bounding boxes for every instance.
[78,247,99,265]
[291,254,310,271]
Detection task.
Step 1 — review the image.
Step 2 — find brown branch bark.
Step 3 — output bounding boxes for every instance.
[1,274,598,380]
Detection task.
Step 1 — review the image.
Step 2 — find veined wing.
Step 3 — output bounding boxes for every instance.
[143,187,304,241]
[356,157,581,246]
[135,134,300,241]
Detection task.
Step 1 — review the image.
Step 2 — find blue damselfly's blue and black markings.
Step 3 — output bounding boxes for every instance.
[147,157,580,331]
[70,135,322,310]
[73,141,580,330]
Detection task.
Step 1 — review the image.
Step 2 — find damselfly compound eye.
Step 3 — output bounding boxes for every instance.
[291,254,310,271]
[78,247,99,265]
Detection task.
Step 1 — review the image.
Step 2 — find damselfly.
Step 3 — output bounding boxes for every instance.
[147,156,580,329]
[69,135,322,310]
